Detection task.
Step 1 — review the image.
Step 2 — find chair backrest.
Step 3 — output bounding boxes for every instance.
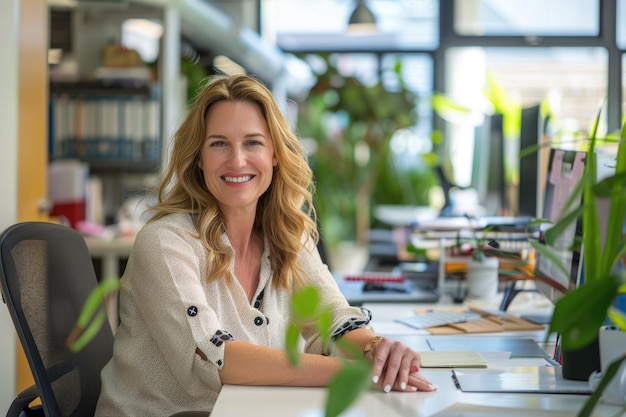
[0,222,114,417]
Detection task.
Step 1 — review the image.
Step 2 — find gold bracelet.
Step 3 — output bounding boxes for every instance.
[363,335,383,355]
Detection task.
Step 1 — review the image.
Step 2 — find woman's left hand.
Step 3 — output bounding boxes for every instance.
[365,337,438,393]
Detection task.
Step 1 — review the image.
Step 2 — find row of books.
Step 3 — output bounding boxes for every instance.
[49,95,160,162]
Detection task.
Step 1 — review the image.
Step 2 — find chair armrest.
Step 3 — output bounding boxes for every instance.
[7,384,44,417]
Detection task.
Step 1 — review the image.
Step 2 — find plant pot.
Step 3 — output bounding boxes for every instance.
[465,257,499,303]
[561,336,601,381]
[588,325,626,406]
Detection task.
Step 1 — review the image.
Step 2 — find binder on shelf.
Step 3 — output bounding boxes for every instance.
[83,98,97,143]
[121,97,144,160]
[142,98,160,161]
[49,84,161,165]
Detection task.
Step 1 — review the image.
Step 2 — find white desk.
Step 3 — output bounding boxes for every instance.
[210,299,625,417]
[212,374,624,417]
[84,236,134,280]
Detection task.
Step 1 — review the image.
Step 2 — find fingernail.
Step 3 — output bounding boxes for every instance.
[411,366,419,373]
[372,375,379,384]
[400,382,406,390]
[384,384,392,393]
[429,383,438,390]
[411,386,417,391]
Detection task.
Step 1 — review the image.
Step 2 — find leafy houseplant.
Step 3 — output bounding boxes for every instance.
[530,112,626,417]
[286,286,372,417]
[296,53,438,248]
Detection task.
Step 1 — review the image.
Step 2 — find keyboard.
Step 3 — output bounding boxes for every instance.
[343,273,405,283]
[395,310,481,329]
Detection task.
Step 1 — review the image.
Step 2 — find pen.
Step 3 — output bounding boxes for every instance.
[553,333,560,361]
[451,371,461,389]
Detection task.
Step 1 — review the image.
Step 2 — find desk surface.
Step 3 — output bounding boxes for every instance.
[212,372,621,417]
[210,300,623,417]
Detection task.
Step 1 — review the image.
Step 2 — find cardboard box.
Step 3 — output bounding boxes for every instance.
[103,45,142,68]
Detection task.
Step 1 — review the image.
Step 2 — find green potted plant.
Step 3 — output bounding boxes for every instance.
[530,111,626,417]
[454,216,533,303]
[285,286,372,417]
[297,53,437,249]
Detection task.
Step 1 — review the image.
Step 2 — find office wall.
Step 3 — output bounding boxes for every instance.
[0,0,49,410]
[0,0,19,411]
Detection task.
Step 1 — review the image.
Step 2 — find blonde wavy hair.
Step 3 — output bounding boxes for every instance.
[149,74,318,290]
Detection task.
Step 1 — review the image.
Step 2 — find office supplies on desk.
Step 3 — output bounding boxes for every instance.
[427,336,549,358]
[333,272,440,304]
[432,402,581,417]
[427,313,546,334]
[396,310,481,329]
[414,216,533,231]
[405,307,545,334]
[343,273,405,283]
[418,350,487,368]
[452,366,592,394]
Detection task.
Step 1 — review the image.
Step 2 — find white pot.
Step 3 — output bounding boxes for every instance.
[588,325,626,406]
[466,256,499,303]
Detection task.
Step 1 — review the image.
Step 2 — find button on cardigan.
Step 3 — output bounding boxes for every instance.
[95,213,371,417]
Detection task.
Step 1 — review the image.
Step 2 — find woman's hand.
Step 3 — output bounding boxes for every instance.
[365,337,438,393]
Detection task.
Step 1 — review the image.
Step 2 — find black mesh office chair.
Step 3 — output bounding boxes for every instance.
[0,222,209,417]
[0,222,114,417]
[0,222,210,417]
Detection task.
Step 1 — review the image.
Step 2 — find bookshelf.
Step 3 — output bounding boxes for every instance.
[49,80,161,170]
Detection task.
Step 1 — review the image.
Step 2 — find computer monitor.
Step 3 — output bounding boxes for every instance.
[517,104,549,218]
[471,113,505,215]
[594,150,626,317]
[534,148,586,304]
[535,147,626,312]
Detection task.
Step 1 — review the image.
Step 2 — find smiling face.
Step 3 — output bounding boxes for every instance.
[198,100,278,216]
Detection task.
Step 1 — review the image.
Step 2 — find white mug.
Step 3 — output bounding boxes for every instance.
[588,325,626,406]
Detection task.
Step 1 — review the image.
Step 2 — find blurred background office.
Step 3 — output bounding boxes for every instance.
[42,0,626,247]
[1,0,625,411]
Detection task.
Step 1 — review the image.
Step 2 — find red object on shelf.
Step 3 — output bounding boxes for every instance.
[48,160,89,229]
[50,200,85,228]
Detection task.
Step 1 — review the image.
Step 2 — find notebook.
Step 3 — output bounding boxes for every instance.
[427,336,549,358]
[418,351,487,368]
[452,366,592,394]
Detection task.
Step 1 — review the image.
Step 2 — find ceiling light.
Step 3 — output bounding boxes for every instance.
[347,0,378,34]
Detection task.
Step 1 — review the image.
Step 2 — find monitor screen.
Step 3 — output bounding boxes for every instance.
[535,147,626,312]
[517,104,549,218]
[534,148,586,304]
[471,113,505,215]
[594,150,626,314]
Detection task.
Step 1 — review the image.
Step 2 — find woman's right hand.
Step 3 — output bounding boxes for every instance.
[365,336,438,393]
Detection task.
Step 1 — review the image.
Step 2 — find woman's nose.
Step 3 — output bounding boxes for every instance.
[227,147,246,167]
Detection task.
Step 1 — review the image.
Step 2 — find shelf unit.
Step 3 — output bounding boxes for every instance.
[49,80,161,167]
[48,79,163,224]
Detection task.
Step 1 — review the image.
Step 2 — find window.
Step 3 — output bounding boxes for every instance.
[261,0,439,51]
[454,0,599,36]
[444,47,607,188]
[261,0,622,224]
[618,0,626,49]
[121,19,162,64]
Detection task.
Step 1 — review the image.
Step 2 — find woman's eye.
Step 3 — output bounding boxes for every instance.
[209,140,226,147]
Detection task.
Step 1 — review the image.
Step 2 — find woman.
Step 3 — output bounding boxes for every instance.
[95,74,436,416]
